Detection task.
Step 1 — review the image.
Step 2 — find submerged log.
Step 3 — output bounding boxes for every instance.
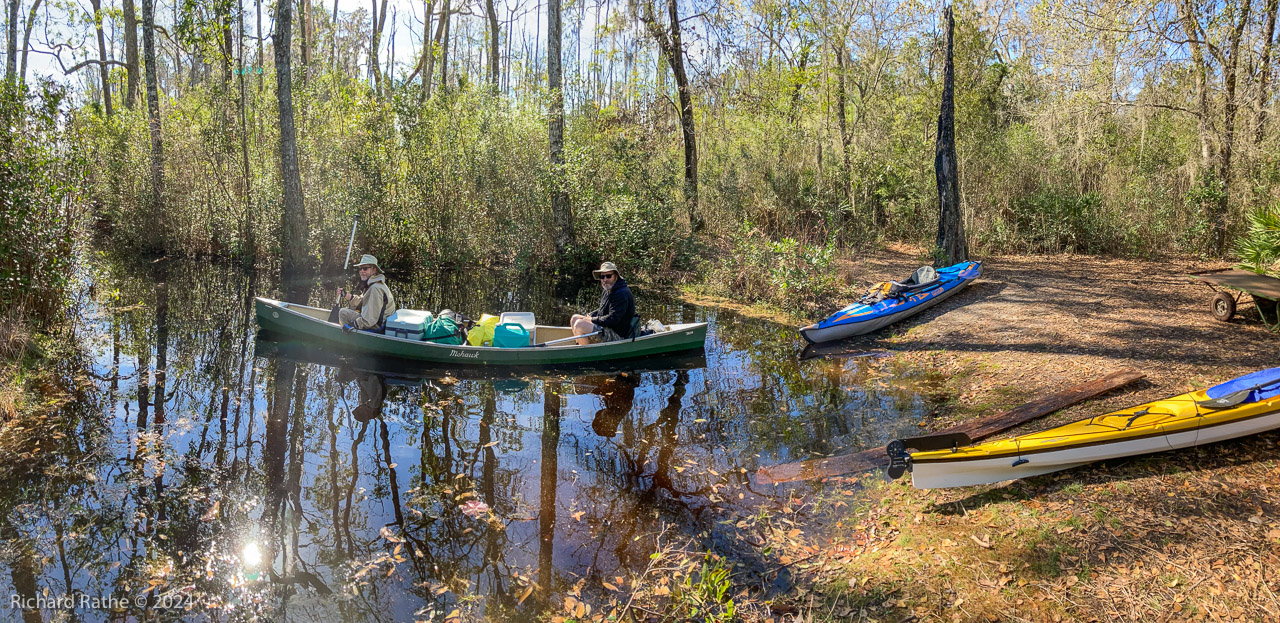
[756,368,1146,485]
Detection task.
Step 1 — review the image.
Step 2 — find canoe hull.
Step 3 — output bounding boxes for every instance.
[904,373,1280,489]
[255,297,707,366]
[800,261,981,344]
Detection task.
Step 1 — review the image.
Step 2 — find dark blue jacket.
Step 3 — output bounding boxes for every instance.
[591,278,637,337]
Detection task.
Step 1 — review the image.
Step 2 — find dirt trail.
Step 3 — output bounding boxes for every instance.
[824,249,1277,414]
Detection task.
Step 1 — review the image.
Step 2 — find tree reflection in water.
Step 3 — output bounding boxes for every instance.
[0,257,932,622]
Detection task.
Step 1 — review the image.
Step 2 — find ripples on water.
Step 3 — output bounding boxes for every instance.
[2,258,936,621]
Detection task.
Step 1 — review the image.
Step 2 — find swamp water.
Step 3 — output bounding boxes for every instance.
[3,258,939,621]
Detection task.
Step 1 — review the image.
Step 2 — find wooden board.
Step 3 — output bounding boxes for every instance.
[1190,269,1280,301]
[755,368,1146,485]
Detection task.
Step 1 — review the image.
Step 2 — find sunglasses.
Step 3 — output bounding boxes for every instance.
[599,273,617,280]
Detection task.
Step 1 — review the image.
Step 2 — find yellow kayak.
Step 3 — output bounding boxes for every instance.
[887,368,1280,489]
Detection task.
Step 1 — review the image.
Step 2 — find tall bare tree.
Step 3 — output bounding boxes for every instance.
[89,0,114,115]
[1212,0,1252,254]
[422,0,449,99]
[122,0,140,107]
[1254,0,1277,144]
[238,0,254,261]
[934,6,968,266]
[142,0,166,250]
[370,0,388,95]
[275,0,309,279]
[549,0,572,257]
[486,0,499,89]
[18,0,43,82]
[6,0,18,83]
[639,0,701,231]
[1178,0,1254,254]
[300,0,313,69]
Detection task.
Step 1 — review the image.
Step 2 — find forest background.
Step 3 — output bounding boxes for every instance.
[3,0,1280,322]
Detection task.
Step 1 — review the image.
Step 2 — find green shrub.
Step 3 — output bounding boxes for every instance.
[0,81,86,323]
[711,219,840,311]
[1236,203,1280,277]
[572,194,687,278]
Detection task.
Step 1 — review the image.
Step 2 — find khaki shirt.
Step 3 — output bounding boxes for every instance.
[346,274,397,330]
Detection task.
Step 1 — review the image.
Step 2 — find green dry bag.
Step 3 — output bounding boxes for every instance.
[424,316,465,345]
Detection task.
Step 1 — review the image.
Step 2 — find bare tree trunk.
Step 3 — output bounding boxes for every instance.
[220,0,232,86]
[486,0,499,89]
[438,0,450,89]
[640,0,700,231]
[238,0,254,262]
[300,0,313,69]
[548,0,572,257]
[256,0,263,94]
[90,0,114,115]
[934,7,968,266]
[122,0,139,106]
[403,0,434,88]
[1255,0,1278,144]
[834,42,851,210]
[5,0,17,83]
[386,6,394,87]
[329,0,338,70]
[172,0,183,93]
[142,0,165,250]
[1212,0,1252,255]
[1180,0,1213,170]
[18,0,42,83]
[422,0,448,101]
[370,0,387,95]
[275,0,309,281]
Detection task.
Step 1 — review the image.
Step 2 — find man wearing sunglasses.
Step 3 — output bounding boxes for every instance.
[571,261,637,345]
[336,254,397,334]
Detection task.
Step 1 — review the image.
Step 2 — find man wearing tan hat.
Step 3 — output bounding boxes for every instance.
[337,254,397,333]
[571,261,637,345]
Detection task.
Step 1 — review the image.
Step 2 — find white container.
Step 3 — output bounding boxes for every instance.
[499,312,536,345]
[386,309,433,340]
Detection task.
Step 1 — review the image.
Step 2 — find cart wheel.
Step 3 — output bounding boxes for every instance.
[1211,292,1236,322]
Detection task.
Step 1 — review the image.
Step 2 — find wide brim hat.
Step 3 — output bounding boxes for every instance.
[353,254,380,271]
[592,261,622,279]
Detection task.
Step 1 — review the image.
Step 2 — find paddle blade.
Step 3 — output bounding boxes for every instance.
[1197,389,1254,410]
[886,439,910,479]
[1198,375,1280,409]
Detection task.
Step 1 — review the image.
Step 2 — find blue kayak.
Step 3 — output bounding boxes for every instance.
[800,261,982,343]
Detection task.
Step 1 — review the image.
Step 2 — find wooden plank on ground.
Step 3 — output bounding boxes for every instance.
[756,368,1146,485]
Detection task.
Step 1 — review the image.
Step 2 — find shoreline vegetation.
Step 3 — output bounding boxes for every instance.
[3,0,1280,617]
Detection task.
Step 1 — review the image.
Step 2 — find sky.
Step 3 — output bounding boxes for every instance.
[11,0,609,93]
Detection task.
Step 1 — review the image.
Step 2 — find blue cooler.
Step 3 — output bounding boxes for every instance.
[385,309,433,340]
[492,323,530,348]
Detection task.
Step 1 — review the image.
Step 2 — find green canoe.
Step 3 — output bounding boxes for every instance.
[254,297,708,366]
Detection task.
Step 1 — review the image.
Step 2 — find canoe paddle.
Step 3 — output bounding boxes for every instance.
[1196,376,1280,409]
[329,214,360,324]
[535,331,600,347]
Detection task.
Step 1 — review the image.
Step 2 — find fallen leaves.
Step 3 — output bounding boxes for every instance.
[459,500,490,518]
